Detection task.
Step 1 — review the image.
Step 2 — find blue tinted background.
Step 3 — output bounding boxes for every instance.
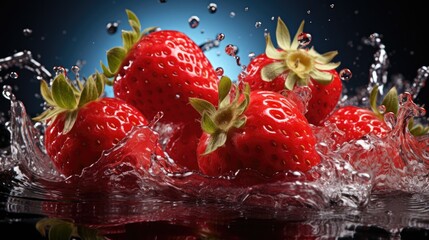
[1,0,428,117]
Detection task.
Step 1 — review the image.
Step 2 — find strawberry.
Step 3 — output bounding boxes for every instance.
[34,73,152,177]
[324,86,428,172]
[240,18,342,125]
[101,10,218,170]
[190,77,320,177]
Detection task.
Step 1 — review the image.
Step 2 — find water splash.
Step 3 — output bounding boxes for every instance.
[0,51,52,80]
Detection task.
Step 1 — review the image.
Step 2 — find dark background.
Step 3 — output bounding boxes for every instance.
[1,0,428,140]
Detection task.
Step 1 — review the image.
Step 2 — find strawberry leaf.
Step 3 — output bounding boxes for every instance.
[100,62,114,78]
[63,110,78,134]
[381,87,399,115]
[48,222,74,240]
[265,34,284,60]
[106,47,127,75]
[370,85,381,116]
[204,132,227,155]
[52,74,78,110]
[290,20,305,50]
[285,72,299,90]
[189,98,216,115]
[126,9,141,33]
[122,30,137,51]
[218,76,232,106]
[261,62,288,82]
[276,17,291,50]
[40,80,56,106]
[78,76,99,108]
[201,112,217,134]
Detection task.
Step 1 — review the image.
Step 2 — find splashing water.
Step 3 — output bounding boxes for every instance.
[1,26,429,237]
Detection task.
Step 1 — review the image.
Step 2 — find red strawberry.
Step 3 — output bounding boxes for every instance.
[34,73,152,177]
[190,77,320,177]
[101,10,218,170]
[240,18,342,125]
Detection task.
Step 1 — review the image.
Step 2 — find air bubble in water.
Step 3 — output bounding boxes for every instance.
[216,33,225,41]
[106,22,119,35]
[188,16,200,28]
[215,67,224,76]
[225,44,238,56]
[229,12,236,18]
[23,28,33,37]
[297,32,312,47]
[208,3,217,13]
[9,72,18,79]
[339,68,353,81]
[255,21,262,28]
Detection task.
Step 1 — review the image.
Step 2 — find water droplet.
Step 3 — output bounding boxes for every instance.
[208,3,217,13]
[53,66,66,76]
[244,7,249,12]
[378,105,386,114]
[159,0,167,3]
[229,12,236,18]
[264,29,269,37]
[175,94,181,99]
[71,65,80,74]
[216,51,221,56]
[216,33,225,41]
[271,16,275,21]
[215,67,224,76]
[225,44,238,56]
[307,10,311,14]
[188,16,200,28]
[255,21,262,28]
[9,72,18,79]
[235,56,241,66]
[339,68,353,81]
[297,32,312,47]
[200,29,205,34]
[106,21,119,35]
[330,3,335,8]
[2,85,16,101]
[248,52,256,59]
[23,28,33,37]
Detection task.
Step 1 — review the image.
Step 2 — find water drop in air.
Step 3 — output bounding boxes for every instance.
[330,3,335,8]
[264,29,269,37]
[339,68,353,81]
[230,12,236,18]
[208,3,217,13]
[271,16,275,21]
[244,7,249,12]
[307,10,311,14]
[159,0,167,3]
[9,72,18,79]
[297,32,312,47]
[216,33,225,41]
[215,67,224,76]
[248,52,256,59]
[22,28,32,37]
[188,16,200,28]
[225,44,238,56]
[235,56,241,66]
[2,85,16,101]
[255,21,262,28]
[106,22,119,35]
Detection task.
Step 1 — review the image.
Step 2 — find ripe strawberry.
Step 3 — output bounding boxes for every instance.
[34,73,153,177]
[325,87,429,171]
[190,77,320,177]
[240,18,342,125]
[101,10,218,170]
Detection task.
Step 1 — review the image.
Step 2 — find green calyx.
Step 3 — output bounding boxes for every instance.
[189,76,250,154]
[370,85,429,136]
[36,218,105,240]
[261,17,340,90]
[101,9,158,81]
[33,72,106,134]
